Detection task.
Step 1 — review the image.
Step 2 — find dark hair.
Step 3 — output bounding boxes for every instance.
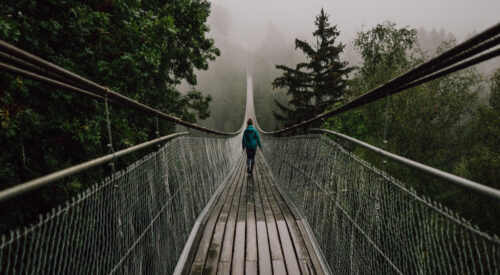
[247,118,253,125]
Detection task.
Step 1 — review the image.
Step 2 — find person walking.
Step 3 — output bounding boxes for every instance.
[242,118,262,176]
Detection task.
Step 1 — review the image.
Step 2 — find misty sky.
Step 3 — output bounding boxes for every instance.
[208,0,500,50]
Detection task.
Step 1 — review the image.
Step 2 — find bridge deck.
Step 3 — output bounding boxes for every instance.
[179,153,326,275]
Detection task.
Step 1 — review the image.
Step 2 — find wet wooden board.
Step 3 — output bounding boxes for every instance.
[180,155,245,275]
[254,164,272,275]
[261,164,323,275]
[203,155,246,275]
[181,152,327,274]
[187,156,244,275]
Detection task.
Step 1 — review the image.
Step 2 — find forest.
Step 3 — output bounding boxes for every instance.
[250,16,500,234]
[0,0,498,239]
[0,0,219,233]
[200,6,499,234]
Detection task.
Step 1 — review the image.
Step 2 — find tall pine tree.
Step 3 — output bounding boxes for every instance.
[272,9,353,127]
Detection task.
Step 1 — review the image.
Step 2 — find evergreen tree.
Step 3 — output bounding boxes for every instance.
[272,8,353,127]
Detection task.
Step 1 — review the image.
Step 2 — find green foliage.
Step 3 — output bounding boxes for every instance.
[272,9,353,127]
[0,0,218,233]
[326,22,499,234]
[354,22,417,81]
[459,70,500,190]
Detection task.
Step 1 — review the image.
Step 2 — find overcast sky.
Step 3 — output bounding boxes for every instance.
[208,0,500,50]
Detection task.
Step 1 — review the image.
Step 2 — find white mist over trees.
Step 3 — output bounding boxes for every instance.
[193,3,498,132]
[188,4,499,233]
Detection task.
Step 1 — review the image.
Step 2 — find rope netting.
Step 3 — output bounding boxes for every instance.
[0,134,241,274]
[261,134,500,274]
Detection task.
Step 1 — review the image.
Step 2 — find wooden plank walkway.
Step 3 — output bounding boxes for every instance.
[178,152,326,275]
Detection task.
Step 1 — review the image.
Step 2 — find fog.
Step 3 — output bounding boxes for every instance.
[191,0,500,131]
[208,0,500,50]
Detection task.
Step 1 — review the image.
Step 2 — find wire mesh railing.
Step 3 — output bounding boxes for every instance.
[261,134,500,274]
[0,134,242,274]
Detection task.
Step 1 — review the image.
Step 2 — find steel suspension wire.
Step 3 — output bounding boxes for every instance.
[261,22,500,135]
[0,61,106,101]
[0,52,250,272]
[259,133,500,274]
[0,40,239,136]
[0,132,189,203]
[0,134,244,274]
[309,128,500,200]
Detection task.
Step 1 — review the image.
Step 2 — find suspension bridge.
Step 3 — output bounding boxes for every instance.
[0,23,499,274]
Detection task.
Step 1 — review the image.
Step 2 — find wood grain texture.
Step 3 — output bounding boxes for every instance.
[182,152,327,275]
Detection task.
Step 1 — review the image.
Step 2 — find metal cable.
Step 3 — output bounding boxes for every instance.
[261,23,500,135]
[260,133,500,274]
[0,40,240,136]
[0,61,106,101]
[309,128,500,200]
[0,134,244,274]
[0,132,191,203]
[0,51,80,88]
[104,94,116,174]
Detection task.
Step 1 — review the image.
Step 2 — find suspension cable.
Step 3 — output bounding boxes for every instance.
[310,128,500,201]
[261,22,500,135]
[104,93,116,174]
[0,132,190,203]
[0,40,240,136]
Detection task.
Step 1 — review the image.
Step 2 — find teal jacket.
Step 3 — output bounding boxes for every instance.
[242,125,262,150]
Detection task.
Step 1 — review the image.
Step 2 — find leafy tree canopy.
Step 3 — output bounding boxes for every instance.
[327,22,499,233]
[0,0,219,232]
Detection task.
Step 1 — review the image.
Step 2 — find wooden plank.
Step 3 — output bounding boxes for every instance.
[216,261,230,275]
[276,219,302,275]
[253,163,272,275]
[189,263,204,275]
[297,220,326,275]
[188,156,244,274]
[272,260,288,275]
[182,151,329,275]
[245,174,257,262]
[254,162,266,221]
[203,154,247,275]
[260,161,301,275]
[218,157,245,265]
[202,223,224,274]
[299,260,315,275]
[261,158,326,275]
[180,155,244,275]
[260,159,302,220]
[258,162,296,274]
[256,160,287,274]
[262,169,317,275]
[231,164,248,275]
[245,261,258,275]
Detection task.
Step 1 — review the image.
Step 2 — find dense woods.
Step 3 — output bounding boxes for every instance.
[0,1,498,239]
[330,22,499,234]
[0,0,219,233]
[267,16,499,233]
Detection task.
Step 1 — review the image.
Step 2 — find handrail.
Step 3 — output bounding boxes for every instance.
[260,22,500,135]
[310,128,500,201]
[0,40,240,136]
[0,132,190,203]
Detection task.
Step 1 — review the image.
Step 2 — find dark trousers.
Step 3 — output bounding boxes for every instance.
[246,148,256,173]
